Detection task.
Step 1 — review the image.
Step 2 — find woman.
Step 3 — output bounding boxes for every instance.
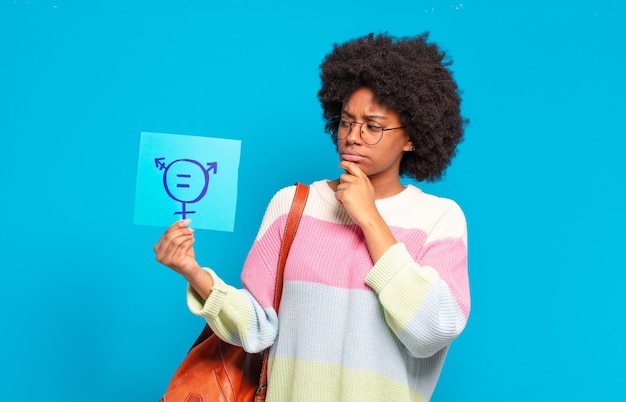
[155,32,470,401]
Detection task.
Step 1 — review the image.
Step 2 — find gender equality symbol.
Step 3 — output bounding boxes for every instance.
[155,157,218,219]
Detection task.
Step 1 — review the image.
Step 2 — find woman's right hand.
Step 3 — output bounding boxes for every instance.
[154,219,201,277]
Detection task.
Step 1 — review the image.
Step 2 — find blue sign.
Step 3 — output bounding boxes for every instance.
[134,131,241,231]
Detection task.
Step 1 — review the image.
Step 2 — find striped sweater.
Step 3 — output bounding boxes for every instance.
[187,180,470,401]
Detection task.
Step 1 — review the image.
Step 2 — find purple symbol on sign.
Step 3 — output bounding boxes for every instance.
[155,158,218,219]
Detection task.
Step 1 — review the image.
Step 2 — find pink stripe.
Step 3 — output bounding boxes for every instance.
[241,248,278,308]
[285,217,375,290]
[242,215,469,317]
[418,237,470,318]
[241,216,286,309]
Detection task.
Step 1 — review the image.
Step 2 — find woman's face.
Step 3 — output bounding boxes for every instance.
[337,87,413,182]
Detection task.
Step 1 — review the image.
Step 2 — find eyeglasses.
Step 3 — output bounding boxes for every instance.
[332,117,405,145]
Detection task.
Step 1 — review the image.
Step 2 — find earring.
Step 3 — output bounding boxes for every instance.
[409,146,416,152]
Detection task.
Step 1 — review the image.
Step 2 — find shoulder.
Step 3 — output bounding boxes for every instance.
[413,187,465,219]
[380,185,466,233]
[263,181,317,220]
[268,183,298,207]
[266,181,310,210]
[412,188,467,242]
[267,180,332,209]
[398,184,461,211]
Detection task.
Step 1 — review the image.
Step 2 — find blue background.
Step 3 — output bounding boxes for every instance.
[1,1,624,401]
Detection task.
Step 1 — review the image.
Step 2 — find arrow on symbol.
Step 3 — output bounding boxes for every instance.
[155,158,166,170]
[206,162,218,174]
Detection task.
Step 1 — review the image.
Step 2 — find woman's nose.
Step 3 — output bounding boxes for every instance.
[346,122,363,144]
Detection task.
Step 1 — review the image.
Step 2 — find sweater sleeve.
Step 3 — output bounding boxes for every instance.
[184,185,296,353]
[365,202,470,358]
[185,268,278,353]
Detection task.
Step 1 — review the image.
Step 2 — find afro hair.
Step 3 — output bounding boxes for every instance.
[318,32,468,182]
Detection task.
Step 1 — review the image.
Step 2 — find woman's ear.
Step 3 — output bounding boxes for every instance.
[404,140,415,152]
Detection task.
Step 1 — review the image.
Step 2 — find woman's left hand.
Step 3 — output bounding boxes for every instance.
[335,161,377,227]
[335,160,399,263]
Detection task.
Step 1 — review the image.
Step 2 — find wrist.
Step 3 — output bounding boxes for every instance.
[184,266,214,301]
[182,263,203,282]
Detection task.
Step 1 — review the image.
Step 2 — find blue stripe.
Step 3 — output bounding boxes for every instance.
[273,280,446,394]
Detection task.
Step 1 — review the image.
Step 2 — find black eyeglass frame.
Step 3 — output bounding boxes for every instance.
[331,116,405,145]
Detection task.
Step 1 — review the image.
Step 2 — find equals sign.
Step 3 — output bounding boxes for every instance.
[176,174,191,188]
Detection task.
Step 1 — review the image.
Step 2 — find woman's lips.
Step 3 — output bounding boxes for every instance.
[340,152,365,162]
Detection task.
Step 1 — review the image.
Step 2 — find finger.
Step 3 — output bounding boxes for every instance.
[169,236,195,261]
[338,160,353,174]
[339,161,365,177]
[158,236,193,268]
[163,230,194,258]
[165,219,192,235]
[339,172,356,185]
[156,228,194,263]
[155,221,192,253]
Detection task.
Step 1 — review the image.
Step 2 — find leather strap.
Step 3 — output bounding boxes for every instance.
[272,182,309,310]
[256,182,309,401]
